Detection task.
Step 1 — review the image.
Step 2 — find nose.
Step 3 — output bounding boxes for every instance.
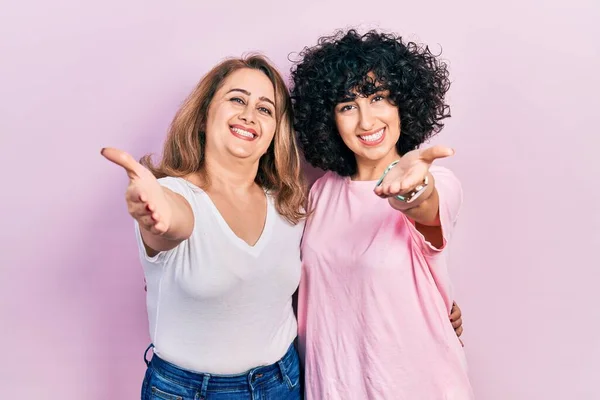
[358,106,375,131]
[238,105,256,125]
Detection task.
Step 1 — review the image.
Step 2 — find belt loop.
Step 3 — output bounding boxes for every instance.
[199,373,210,399]
[277,359,293,388]
[248,370,255,392]
[143,343,154,367]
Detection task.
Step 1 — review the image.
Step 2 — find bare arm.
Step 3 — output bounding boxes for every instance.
[102,147,195,256]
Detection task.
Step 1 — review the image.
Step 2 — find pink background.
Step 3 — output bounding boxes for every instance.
[1,0,598,398]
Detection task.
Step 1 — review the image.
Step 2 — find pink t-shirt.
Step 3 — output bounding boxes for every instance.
[298,166,474,400]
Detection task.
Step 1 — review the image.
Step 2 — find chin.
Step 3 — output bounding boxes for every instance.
[229,150,254,160]
[362,146,395,161]
[227,145,260,161]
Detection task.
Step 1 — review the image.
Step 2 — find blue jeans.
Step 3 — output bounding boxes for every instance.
[141,343,302,400]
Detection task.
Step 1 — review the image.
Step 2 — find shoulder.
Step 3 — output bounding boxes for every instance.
[157,176,202,200]
[309,171,342,197]
[429,165,458,181]
[306,171,344,216]
[430,166,462,194]
[430,165,463,222]
[157,176,195,189]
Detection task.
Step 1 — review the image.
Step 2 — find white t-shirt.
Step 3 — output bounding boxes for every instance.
[134,177,303,374]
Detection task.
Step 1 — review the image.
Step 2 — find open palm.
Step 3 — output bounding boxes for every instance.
[375,145,454,198]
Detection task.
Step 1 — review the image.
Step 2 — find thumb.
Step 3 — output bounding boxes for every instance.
[420,145,455,163]
[101,147,143,179]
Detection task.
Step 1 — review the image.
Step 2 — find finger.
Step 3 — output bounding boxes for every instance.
[450,304,462,321]
[375,182,391,198]
[129,199,151,216]
[420,145,455,163]
[452,317,462,329]
[388,180,403,196]
[378,183,389,196]
[143,217,168,236]
[101,147,144,179]
[131,206,152,220]
[456,326,464,337]
[126,188,146,204]
[450,301,461,317]
[398,176,421,193]
[382,182,396,197]
[139,220,165,236]
[152,221,168,235]
[139,215,155,228]
[392,170,423,194]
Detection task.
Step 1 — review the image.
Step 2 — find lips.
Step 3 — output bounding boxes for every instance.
[230,125,258,141]
[357,128,385,146]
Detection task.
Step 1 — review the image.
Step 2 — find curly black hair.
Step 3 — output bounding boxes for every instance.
[290,29,451,176]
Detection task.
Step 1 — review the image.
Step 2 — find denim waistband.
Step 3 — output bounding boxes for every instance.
[145,343,298,393]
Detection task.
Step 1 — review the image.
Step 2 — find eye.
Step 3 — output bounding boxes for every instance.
[258,106,273,116]
[372,94,385,102]
[230,97,245,105]
[339,104,355,112]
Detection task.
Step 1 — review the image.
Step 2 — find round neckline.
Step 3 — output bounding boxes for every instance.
[346,177,379,183]
[344,155,402,186]
[344,175,380,186]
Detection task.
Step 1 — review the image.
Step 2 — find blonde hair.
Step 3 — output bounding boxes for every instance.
[142,55,306,224]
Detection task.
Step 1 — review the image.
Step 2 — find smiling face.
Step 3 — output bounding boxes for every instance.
[204,68,277,163]
[333,87,401,170]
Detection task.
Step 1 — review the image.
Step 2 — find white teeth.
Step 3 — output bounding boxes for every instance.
[232,127,255,138]
[359,128,384,142]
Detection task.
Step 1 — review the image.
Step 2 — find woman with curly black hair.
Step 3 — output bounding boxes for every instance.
[291,29,474,398]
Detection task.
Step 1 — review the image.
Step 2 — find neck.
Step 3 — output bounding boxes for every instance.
[195,153,260,193]
[352,150,401,181]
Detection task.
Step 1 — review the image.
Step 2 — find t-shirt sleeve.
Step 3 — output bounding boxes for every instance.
[407,165,463,256]
[300,172,329,253]
[134,176,195,264]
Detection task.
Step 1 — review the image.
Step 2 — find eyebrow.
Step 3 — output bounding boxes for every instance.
[338,95,356,103]
[338,88,389,104]
[226,88,275,107]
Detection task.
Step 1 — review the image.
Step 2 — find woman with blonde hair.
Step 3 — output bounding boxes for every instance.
[102,55,305,399]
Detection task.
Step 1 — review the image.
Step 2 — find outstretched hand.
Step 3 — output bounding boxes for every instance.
[374,145,454,198]
[101,147,172,235]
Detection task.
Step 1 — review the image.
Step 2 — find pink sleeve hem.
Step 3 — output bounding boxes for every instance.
[404,166,463,258]
[405,216,447,257]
